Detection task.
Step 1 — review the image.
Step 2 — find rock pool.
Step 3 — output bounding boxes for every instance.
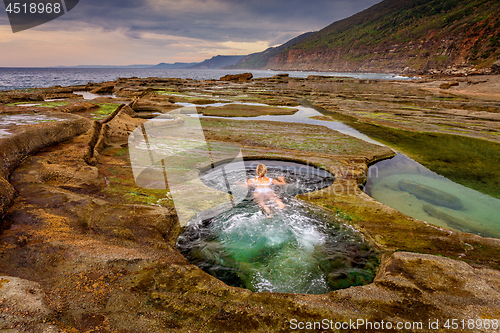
[185,102,500,239]
[178,160,379,294]
[0,113,69,138]
[364,153,500,238]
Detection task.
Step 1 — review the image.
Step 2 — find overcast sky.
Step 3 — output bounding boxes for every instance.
[0,0,380,67]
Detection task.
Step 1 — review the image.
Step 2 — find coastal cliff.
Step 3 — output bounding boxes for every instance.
[229,0,500,74]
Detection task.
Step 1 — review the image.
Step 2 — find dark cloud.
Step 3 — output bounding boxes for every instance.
[0,0,382,67]
[56,0,381,44]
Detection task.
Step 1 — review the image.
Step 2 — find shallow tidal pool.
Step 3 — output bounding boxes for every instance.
[0,113,68,138]
[365,154,500,238]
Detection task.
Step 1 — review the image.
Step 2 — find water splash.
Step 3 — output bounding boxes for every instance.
[178,162,379,294]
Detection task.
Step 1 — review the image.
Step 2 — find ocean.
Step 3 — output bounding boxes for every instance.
[0,68,413,91]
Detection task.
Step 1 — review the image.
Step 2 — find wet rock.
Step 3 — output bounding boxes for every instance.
[0,118,91,179]
[132,251,500,330]
[113,88,147,98]
[133,111,164,119]
[219,73,253,82]
[398,180,463,210]
[43,93,82,100]
[198,104,298,117]
[41,86,74,94]
[2,76,500,331]
[263,73,290,83]
[100,103,124,124]
[19,157,106,189]
[307,75,332,79]
[358,252,500,318]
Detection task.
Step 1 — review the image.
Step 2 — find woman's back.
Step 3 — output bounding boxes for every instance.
[250,176,273,193]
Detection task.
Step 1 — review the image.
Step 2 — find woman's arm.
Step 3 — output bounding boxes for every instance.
[272,176,286,185]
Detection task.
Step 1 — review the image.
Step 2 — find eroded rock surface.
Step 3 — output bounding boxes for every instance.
[1,77,500,332]
[0,276,61,332]
[333,252,500,325]
[220,72,253,82]
[0,115,90,217]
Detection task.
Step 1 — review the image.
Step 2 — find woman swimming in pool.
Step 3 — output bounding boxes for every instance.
[247,163,286,216]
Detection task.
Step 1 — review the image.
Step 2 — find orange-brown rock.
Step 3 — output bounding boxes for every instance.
[0,116,91,217]
[61,101,96,113]
[220,73,253,82]
[94,105,145,154]
[439,81,459,89]
[91,85,115,94]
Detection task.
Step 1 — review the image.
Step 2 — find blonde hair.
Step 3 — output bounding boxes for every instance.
[256,164,267,177]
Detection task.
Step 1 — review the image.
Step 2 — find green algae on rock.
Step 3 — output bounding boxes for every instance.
[198,104,298,117]
[310,112,500,199]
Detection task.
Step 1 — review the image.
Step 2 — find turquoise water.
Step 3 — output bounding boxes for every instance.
[178,163,379,294]
[176,100,500,294]
[186,102,500,239]
[364,154,500,238]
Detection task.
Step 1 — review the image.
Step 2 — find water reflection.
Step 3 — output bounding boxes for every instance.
[181,102,382,146]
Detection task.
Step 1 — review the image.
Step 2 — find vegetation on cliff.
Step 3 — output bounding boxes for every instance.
[230,0,500,73]
[225,32,315,70]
